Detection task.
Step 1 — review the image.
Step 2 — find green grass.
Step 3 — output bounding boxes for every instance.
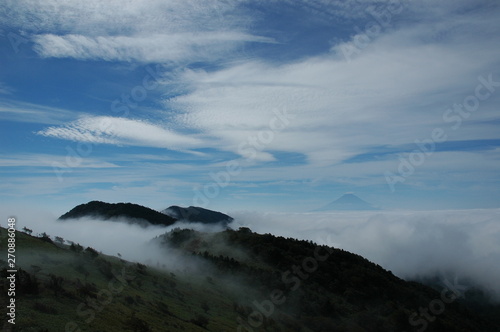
[1,229,246,331]
[1,226,499,332]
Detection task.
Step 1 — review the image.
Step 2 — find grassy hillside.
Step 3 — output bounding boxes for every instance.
[1,226,499,332]
[0,227,241,331]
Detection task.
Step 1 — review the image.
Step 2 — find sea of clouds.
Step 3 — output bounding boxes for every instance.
[10,208,500,300]
[231,209,500,300]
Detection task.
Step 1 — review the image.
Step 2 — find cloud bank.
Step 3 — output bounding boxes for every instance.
[232,209,500,299]
[14,211,226,272]
[8,206,500,300]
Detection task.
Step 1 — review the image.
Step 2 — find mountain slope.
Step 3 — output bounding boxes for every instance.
[162,206,233,225]
[0,226,238,332]
[156,228,500,331]
[3,225,498,331]
[315,193,378,211]
[58,201,177,226]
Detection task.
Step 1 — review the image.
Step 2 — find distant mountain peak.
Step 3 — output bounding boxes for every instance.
[162,206,233,226]
[315,193,379,211]
[58,201,234,227]
[58,201,177,226]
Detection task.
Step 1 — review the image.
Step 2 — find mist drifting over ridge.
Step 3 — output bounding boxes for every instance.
[231,208,500,300]
[9,207,500,301]
[11,209,227,268]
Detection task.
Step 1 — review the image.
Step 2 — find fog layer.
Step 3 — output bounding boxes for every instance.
[14,211,225,268]
[232,209,500,299]
[9,208,500,299]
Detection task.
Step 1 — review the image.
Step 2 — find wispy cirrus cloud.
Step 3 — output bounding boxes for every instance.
[166,2,500,168]
[1,0,242,34]
[2,0,499,212]
[36,116,203,150]
[0,99,82,124]
[0,82,13,95]
[32,32,274,62]
[1,0,272,63]
[0,153,118,168]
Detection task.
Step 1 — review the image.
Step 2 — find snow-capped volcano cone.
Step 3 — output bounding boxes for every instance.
[315,193,379,211]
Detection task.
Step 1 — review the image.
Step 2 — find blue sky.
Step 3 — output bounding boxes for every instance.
[1,0,499,215]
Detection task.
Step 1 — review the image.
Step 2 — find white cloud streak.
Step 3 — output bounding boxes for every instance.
[0,99,82,124]
[1,0,273,63]
[3,0,499,208]
[164,2,500,171]
[0,153,118,168]
[2,0,241,34]
[37,116,203,150]
[32,32,274,62]
[0,82,13,95]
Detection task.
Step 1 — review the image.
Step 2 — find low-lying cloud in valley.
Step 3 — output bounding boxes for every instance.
[14,211,226,272]
[232,209,500,300]
[12,207,500,301]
